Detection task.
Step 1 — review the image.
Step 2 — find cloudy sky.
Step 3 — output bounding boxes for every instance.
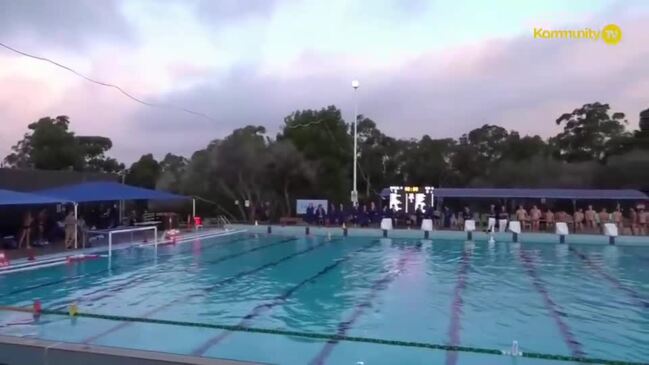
[1,0,648,163]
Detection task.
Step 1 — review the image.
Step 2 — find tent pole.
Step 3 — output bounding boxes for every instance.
[192,198,196,230]
[74,203,78,249]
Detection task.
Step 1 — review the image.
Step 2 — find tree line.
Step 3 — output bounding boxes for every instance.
[3,102,648,220]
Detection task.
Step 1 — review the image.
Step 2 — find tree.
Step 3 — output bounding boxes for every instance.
[126,154,160,189]
[633,108,649,148]
[356,116,401,198]
[265,140,315,216]
[156,153,188,193]
[4,115,122,172]
[552,102,631,162]
[278,106,351,201]
[5,116,81,170]
[77,136,124,173]
[397,136,456,187]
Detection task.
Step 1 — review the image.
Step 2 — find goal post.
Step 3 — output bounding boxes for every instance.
[107,226,158,257]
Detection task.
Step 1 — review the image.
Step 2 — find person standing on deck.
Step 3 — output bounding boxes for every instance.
[574,208,585,233]
[315,204,326,226]
[415,205,423,227]
[338,203,347,226]
[638,206,647,235]
[530,205,541,232]
[613,206,623,232]
[462,206,473,222]
[64,210,77,249]
[598,208,609,232]
[442,206,452,229]
[305,203,315,225]
[585,205,597,232]
[328,204,337,226]
[18,211,34,249]
[487,204,497,232]
[358,205,370,227]
[498,205,509,232]
[369,202,378,225]
[516,205,528,230]
[544,209,555,232]
[629,208,638,235]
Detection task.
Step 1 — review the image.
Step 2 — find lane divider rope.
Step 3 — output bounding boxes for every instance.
[0,306,644,365]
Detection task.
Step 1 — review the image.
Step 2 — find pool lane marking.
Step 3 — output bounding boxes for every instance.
[190,240,379,355]
[43,235,288,311]
[5,233,251,297]
[445,249,472,365]
[518,249,585,358]
[50,236,298,309]
[81,238,332,344]
[2,307,647,365]
[308,242,421,365]
[569,247,649,309]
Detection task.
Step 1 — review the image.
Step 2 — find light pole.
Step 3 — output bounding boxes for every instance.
[351,80,360,206]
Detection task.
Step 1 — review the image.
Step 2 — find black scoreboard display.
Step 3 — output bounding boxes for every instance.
[388,186,435,213]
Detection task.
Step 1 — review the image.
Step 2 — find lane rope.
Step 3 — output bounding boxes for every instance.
[0,306,644,365]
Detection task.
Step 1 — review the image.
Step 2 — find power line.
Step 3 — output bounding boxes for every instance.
[0,41,217,122]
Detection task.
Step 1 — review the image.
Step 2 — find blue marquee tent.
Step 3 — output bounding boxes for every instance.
[0,188,67,206]
[33,181,188,202]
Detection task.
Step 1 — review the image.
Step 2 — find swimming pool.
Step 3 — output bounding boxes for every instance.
[1,232,648,364]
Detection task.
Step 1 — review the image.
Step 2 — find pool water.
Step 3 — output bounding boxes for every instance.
[0,233,648,365]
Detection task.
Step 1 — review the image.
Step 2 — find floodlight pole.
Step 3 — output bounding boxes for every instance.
[351,80,360,206]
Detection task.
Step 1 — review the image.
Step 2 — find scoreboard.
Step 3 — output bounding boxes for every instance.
[388,186,435,213]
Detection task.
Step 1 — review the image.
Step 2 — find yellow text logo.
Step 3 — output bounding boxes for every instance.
[533,24,622,45]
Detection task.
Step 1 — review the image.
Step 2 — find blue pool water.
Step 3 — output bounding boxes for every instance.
[0,233,648,364]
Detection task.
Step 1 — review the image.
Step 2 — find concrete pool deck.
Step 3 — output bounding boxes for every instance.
[0,335,267,365]
[228,224,649,246]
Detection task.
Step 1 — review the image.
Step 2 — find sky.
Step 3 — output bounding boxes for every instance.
[1,0,648,163]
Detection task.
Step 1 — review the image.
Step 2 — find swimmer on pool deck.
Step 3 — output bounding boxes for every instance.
[574,208,584,233]
[585,205,597,233]
[516,205,528,230]
[530,205,541,232]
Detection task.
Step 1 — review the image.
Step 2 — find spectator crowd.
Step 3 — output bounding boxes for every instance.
[300,201,649,236]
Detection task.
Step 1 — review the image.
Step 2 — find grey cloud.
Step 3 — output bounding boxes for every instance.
[123,17,649,161]
[0,0,133,48]
[194,0,280,25]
